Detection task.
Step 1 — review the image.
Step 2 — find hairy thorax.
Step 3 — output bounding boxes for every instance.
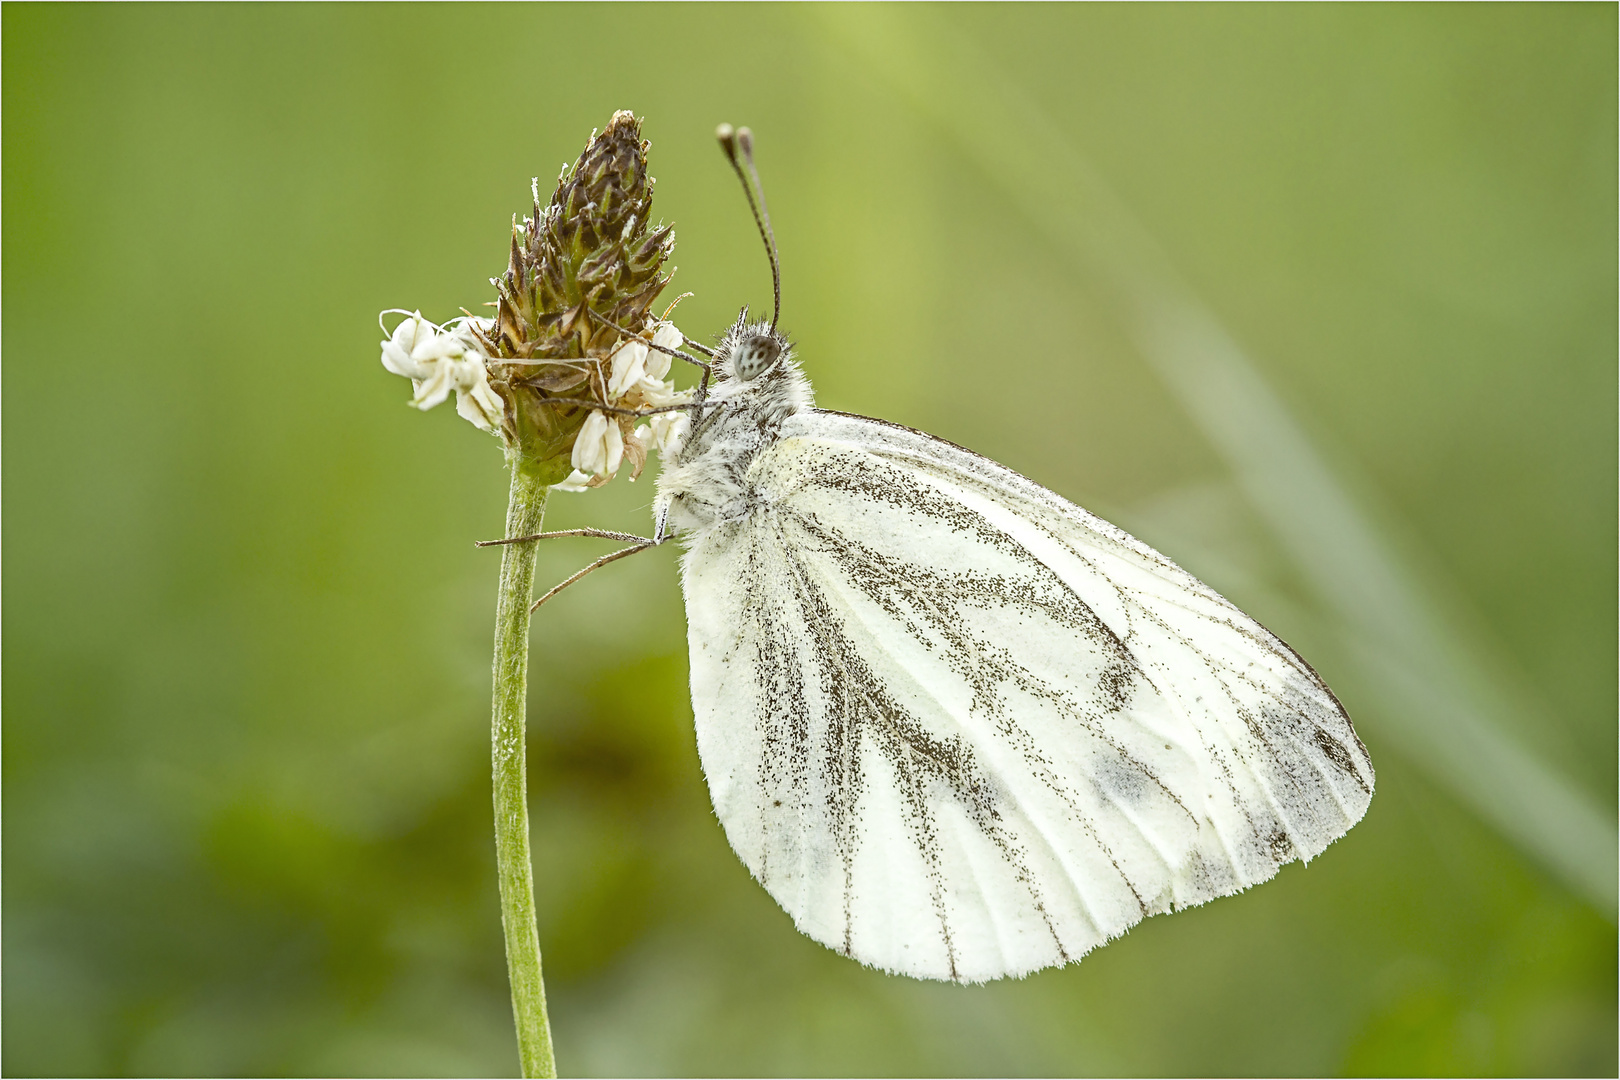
[655,360,814,539]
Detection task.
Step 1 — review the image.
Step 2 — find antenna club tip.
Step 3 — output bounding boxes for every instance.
[736,127,754,154]
[716,123,740,164]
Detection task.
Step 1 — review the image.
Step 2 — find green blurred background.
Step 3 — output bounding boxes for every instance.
[5,4,1615,1076]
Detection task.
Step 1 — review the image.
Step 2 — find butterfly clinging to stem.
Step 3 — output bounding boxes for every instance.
[487,123,1374,984]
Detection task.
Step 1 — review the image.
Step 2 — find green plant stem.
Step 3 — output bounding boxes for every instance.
[490,460,556,1079]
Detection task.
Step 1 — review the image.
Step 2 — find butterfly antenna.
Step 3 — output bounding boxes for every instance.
[717,123,781,331]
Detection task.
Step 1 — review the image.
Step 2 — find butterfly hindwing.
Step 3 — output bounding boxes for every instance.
[679,409,1373,983]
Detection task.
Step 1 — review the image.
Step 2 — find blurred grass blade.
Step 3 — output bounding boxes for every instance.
[818,5,1618,917]
[1144,309,1618,916]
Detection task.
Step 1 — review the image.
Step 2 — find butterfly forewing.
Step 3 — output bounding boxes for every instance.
[679,409,1372,983]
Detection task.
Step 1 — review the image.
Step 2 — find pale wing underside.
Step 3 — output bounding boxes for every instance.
[680,410,1373,983]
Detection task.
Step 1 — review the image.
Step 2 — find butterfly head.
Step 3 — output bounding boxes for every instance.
[719,310,791,383]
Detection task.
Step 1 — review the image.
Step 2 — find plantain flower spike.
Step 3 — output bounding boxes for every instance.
[379,111,689,490]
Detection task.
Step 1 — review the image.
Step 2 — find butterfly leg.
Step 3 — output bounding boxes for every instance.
[528,539,663,613]
[585,309,713,373]
[511,394,695,422]
[692,361,714,415]
[475,528,656,548]
[685,395,728,442]
[581,307,717,416]
[472,528,668,612]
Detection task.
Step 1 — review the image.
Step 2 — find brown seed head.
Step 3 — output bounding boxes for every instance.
[481,111,676,482]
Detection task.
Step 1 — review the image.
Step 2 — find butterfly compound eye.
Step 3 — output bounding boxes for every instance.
[732,333,782,382]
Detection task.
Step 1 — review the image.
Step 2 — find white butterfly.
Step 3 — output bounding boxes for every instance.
[543,127,1373,984]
